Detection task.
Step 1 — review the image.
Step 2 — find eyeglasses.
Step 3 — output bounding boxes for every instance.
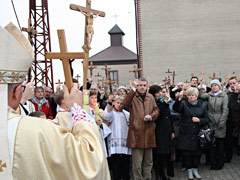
[13,84,26,93]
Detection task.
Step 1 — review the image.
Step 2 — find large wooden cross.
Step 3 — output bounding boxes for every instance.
[46,30,84,91]
[70,0,105,90]
[129,64,142,79]
[88,61,97,76]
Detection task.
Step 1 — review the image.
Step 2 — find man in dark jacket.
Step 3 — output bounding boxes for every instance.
[122,78,159,180]
[225,76,240,162]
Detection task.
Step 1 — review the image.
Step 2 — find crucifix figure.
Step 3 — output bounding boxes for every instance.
[209,73,219,80]
[129,64,143,79]
[101,63,111,79]
[88,61,97,76]
[70,1,105,90]
[104,75,116,94]
[22,18,38,46]
[46,30,84,91]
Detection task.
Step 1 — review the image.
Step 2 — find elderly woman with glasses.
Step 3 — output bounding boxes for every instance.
[173,87,209,180]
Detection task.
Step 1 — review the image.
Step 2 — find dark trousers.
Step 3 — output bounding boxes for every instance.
[111,154,130,180]
[185,155,200,169]
[153,154,170,180]
[210,138,225,168]
[225,122,236,161]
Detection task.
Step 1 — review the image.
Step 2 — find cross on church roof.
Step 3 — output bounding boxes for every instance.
[112,12,120,24]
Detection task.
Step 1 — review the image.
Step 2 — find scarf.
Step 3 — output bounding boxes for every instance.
[188,100,198,106]
[214,90,222,96]
[138,91,146,101]
[31,96,49,110]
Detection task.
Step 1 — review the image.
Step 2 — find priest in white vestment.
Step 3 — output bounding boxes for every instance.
[0,23,110,180]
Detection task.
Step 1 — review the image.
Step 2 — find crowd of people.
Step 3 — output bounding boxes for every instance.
[2,22,240,180]
[16,74,240,180]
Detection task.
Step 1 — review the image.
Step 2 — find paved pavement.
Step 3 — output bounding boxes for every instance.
[171,152,240,180]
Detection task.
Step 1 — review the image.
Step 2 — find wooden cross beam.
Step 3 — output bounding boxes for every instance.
[70,0,105,90]
[171,71,177,84]
[55,79,63,86]
[103,75,116,93]
[22,18,38,45]
[165,69,172,78]
[101,63,111,79]
[129,64,143,79]
[209,73,219,80]
[46,30,84,91]
[200,72,205,76]
[88,61,97,76]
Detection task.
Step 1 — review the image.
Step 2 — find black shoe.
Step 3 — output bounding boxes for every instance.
[215,167,223,170]
[237,151,240,156]
[224,159,231,163]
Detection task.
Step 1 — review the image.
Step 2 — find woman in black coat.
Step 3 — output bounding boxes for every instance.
[149,85,175,180]
[173,87,209,180]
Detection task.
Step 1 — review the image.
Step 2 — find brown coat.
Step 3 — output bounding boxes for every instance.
[122,89,160,148]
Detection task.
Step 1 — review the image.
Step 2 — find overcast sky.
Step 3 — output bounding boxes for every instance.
[1,0,137,87]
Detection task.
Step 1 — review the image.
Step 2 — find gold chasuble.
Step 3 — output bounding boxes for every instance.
[8,108,110,180]
[56,111,72,128]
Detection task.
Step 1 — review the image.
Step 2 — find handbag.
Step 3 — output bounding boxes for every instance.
[198,125,216,149]
[232,123,240,138]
